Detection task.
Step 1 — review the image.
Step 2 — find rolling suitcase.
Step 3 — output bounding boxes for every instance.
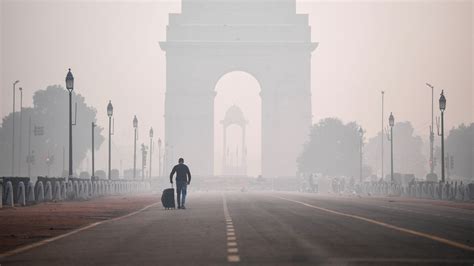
[161,186,175,209]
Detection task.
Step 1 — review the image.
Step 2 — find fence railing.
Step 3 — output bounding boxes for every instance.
[357,181,474,201]
[0,177,151,208]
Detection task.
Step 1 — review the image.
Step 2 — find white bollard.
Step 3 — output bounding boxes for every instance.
[35,181,44,203]
[4,181,14,207]
[27,181,35,204]
[45,181,53,201]
[16,182,26,206]
[53,181,61,201]
[0,181,3,208]
[61,181,67,200]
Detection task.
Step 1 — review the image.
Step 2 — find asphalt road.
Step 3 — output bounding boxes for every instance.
[1,192,474,265]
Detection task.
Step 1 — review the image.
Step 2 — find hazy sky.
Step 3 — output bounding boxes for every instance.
[1,0,472,175]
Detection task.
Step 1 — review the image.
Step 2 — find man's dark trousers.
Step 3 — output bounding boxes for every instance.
[176,181,187,207]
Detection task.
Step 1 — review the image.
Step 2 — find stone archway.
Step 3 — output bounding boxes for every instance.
[160,0,317,177]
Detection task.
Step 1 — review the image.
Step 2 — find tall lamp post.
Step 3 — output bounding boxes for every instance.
[12,80,19,176]
[107,101,114,180]
[18,87,23,176]
[381,91,385,180]
[149,128,154,179]
[358,127,364,183]
[133,115,138,179]
[426,83,435,175]
[91,122,96,179]
[437,90,446,182]
[387,113,395,183]
[158,138,162,177]
[65,69,74,178]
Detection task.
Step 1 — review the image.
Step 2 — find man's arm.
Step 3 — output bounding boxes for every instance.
[170,166,176,184]
[187,166,191,184]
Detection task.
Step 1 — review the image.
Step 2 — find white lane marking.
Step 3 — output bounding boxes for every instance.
[223,193,241,263]
[228,248,239,253]
[228,255,241,262]
[0,201,161,259]
[273,195,474,252]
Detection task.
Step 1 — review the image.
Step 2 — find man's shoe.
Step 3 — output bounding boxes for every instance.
[177,205,181,209]
[181,206,186,209]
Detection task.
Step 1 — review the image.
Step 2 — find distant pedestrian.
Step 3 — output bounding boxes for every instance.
[170,158,192,209]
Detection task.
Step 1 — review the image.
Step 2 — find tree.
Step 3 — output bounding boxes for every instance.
[364,121,426,179]
[297,118,362,177]
[0,85,105,177]
[435,123,473,180]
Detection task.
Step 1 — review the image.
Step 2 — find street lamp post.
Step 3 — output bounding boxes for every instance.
[358,127,364,183]
[65,69,74,178]
[387,113,395,183]
[141,144,148,180]
[381,91,385,180]
[18,87,23,176]
[92,122,96,179]
[158,138,162,177]
[437,90,446,182]
[107,101,114,180]
[12,80,19,176]
[133,116,138,179]
[426,83,435,175]
[149,128,154,179]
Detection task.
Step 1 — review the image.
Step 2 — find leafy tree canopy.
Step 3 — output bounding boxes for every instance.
[297,118,361,177]
[0,85,105,177]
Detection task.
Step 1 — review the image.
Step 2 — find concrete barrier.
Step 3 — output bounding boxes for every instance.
[61,181,67,200]
[4,181,14,207]
[16,181,26,206]
[26,181,35,204]
[73,181,79,200]
[35,181,45,203]
[53,181,61,200]
[45,181,53,201]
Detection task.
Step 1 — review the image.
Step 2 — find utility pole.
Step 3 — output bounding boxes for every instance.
[18,87,23,176]
[158,138,162,177]
[359,127,364,183]
[92,122,96,179]
[27,117,32,178]
[149,128,154,179]
[381,91,385,181]
[141,143,148,180]
[133,116,138,179]
[12,80,19,176]
[426,83,435,175]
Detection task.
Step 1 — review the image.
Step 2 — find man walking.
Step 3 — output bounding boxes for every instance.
[170,158,191,209]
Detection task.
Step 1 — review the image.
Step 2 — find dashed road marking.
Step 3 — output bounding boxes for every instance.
[273,195,474,252]
[228,248,239,253]
[223,193,241,263]
[228,255,241,262]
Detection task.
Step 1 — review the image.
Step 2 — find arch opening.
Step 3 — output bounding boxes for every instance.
[214,71,261,177]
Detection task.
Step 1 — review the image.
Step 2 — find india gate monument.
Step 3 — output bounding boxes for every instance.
[160,0,317,177]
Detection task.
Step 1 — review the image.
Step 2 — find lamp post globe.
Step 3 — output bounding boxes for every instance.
[65,68,74,92]
[439,90,446,112]
[107,101,113,117]
[133,115,138,128]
